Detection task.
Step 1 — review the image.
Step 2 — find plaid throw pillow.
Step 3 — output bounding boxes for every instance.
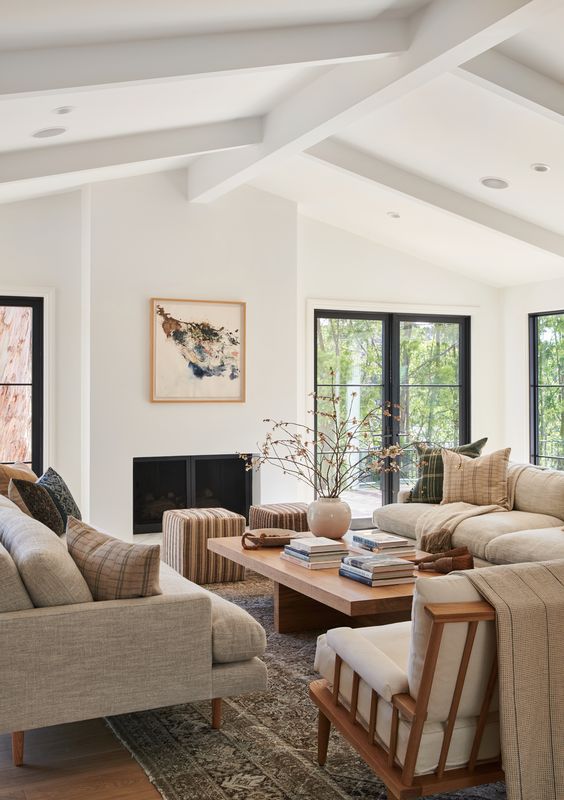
[441,447,511,508]
[66,517,161,601]
[409,438,488,504]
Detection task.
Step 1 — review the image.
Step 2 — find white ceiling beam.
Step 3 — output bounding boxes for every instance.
[187,0,562,203]
[0,117,262,185]
[0,19,408,98]
[306,138,564,258]
[456,49,564,124]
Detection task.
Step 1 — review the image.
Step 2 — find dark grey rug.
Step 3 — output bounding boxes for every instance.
[107,574,506,800]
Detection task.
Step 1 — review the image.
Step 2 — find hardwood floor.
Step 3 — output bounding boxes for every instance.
[0,719,159,800]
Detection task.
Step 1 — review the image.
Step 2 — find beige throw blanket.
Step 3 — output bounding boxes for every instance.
[465,561,564,800]
[415,463,529,553]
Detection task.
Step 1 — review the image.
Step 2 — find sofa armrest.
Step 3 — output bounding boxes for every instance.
[0,589,213,735]
[326,628,409,702]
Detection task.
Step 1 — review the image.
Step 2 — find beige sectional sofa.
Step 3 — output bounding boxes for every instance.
[374,463,564,566]
[0,495,267,762]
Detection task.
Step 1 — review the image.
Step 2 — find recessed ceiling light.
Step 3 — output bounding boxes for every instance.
[531,163,550,173]
[52,105,74,115]
[32,127,67,139]
[387,211,401,219]
[480,176,509,189]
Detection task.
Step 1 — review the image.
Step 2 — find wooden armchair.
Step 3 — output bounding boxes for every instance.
[309,574,503,799]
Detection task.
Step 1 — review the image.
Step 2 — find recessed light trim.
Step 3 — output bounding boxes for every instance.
[32,127,67,139]
[53,105,74,115]
[387,211,401,219]
[531,162,550,173]
[480,176,509,190]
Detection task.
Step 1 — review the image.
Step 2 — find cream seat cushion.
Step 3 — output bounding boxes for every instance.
[160,563,266,663]
[0,507,93,607]
[373,502,435,539]
[485,527,564,565]
[0,542,34,612]
[451,511,563,560]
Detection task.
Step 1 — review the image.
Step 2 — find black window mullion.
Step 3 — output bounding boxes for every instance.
[529,309,564,467]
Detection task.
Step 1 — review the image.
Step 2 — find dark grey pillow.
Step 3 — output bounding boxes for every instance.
[9,478,65,536]
[37,467,81,525]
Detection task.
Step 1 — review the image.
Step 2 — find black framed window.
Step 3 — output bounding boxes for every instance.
[529,310,564,470]
[0,297,44,475]
[314,310,470,513]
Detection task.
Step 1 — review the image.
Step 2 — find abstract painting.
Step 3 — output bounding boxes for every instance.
[151,298,245,402]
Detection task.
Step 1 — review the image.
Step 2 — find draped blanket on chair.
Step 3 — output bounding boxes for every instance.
[465,560,564,800]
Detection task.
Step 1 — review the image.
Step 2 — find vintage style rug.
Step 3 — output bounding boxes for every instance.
[107,574,506,800]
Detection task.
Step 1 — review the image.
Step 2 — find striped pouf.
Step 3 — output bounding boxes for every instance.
[162,508,246,584]
[249,502,309,532]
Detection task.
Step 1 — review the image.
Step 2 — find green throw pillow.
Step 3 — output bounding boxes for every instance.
[409,438,488,504]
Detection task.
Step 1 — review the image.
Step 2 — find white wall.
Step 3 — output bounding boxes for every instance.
[0,190,84,502]
[502,277,564,462]
[298,218,504,452]
[89,172,299,536]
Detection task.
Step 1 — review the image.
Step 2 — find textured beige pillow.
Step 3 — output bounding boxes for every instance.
[0,463,37,497]
[67,517,161,601]
[0,542,34,612]
[441,447,512,509]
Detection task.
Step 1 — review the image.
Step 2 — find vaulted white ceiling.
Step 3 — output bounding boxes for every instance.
[2,0,564,287]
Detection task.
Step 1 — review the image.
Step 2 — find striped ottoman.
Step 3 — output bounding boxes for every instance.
[249,502,309,532]
[162,508,245,584]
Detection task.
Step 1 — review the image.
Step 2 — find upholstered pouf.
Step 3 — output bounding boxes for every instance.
[162,508,245,584]
[249,502,309,532]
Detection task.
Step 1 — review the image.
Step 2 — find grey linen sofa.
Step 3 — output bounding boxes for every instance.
[0,495,267,765]
[374,462,564,566]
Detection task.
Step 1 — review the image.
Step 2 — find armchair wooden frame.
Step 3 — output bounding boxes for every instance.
[309,601,504,800]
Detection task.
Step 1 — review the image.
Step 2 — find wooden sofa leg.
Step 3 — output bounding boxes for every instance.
[318,711,331,766]
[12,731,24,766]
[211,698,222,730]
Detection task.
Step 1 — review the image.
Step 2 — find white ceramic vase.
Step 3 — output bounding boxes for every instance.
[307,497,352,539]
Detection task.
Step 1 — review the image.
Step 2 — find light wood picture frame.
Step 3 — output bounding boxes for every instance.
[151,297,246,403]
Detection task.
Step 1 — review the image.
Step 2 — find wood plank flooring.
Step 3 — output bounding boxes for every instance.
[0,719,159,800]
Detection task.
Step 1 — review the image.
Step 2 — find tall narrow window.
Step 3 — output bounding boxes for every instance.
[0,297,44,475]
[314,310,470,515]
[530,310,564,469]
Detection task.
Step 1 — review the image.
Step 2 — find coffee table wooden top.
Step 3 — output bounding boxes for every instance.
[208,535,439,618]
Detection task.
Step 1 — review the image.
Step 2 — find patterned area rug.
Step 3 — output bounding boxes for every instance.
[107,574,506,800]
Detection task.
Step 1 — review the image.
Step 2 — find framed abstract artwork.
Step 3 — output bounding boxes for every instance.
[151,298,246,403]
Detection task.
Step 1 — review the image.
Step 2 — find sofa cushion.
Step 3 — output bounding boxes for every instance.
[373,502,435,539]
[37,467,81,525]
[159,562,266,663]
[410,438,487,504]
[67,517,161,601]
[442,448,511,508]
[0,507,93,607]
[451,511,564,560]
[409,574,497,722]
[485,527,564,565]
[8,478,65,536]
[0,463,37,498]
[0,541,34,612]
[513,466,564,520]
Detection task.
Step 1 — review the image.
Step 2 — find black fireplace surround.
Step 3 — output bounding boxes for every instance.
[133,454,253,534]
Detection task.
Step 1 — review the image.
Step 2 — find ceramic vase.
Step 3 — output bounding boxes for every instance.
[307,497,352,539]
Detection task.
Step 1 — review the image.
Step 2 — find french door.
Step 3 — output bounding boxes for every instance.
[314,310,470,514]
[0,297,44,476]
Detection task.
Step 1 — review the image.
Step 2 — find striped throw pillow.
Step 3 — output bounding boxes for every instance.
[67,517,161,601]
[441,447,511,508]
[409,438,488,504]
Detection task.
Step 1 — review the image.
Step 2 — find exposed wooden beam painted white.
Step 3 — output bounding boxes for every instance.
[306,138,564,258]
[0,117,262,185]
[0,19,408,98]
[187,0,562,203]
[457,49,564,125]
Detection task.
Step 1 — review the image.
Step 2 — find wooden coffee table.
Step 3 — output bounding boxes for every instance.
[208,535,438,633]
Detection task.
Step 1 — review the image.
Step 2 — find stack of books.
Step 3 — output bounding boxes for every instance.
[340,553,416,587]
[280,537,349,569]
[352,530,416,558]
